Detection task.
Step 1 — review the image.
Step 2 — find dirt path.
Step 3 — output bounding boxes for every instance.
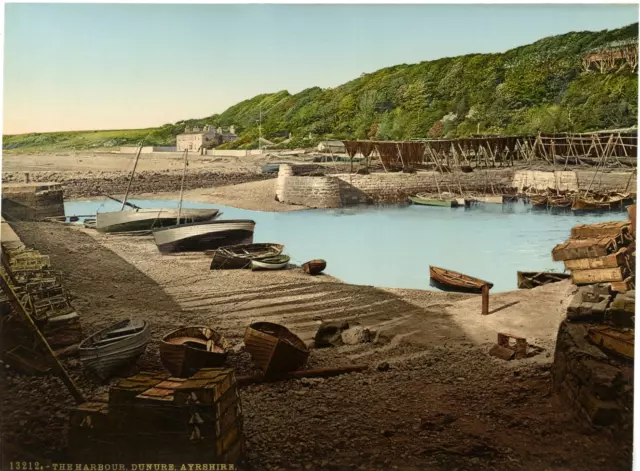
[0,222,632,471]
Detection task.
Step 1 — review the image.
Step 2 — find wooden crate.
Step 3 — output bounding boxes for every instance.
[571,266,626,285]
[563,247,631,270]
[570,221,630,240]
[588,326,634,361]
[553,237,619,262]
[610,276,635,293]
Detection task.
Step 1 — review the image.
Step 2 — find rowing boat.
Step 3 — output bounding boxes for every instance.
[429,266,493,294]
[528,194,548,208]
[159,326,230,377]
[302,259,327,275]
[153,219,256,253]
[244,322,309,377]
[251,255,291,271]
[409,194,460,208]
[572,193,635,212]
[472,195,504,204]
[78,319,151,379]
[210,243,284,269]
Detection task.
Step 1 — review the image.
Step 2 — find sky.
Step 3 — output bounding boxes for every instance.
[2,3,638,135]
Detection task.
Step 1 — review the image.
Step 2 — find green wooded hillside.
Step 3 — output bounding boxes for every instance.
[4,23,637,152]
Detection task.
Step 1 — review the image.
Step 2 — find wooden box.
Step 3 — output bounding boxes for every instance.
[553,237,619,262]
[570,221,630,240]
[563,247,631,270]
[571,266,626,285]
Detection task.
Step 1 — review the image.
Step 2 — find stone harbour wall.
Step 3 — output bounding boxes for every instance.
[1,184,65,220]
[276,165,637,208]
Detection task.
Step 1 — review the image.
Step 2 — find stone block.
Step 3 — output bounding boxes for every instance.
[577,389,621,426]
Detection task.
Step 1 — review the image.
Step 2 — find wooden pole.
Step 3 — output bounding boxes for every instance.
[328,147,339,172]
[0,269,85,404]
[120,143,143,211]
[433,173,442,198]
[176,149,189,225]
[375,145,389,173]
[481,284,490,315]
[395,143,406,169]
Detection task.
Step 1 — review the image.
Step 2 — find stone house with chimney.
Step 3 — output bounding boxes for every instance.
[176,125,239,152]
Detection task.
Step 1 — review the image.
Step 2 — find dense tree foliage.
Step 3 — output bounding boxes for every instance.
[4,23,637,152]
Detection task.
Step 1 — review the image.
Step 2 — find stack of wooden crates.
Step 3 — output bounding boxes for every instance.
[552,205,636,292]
[68,368,243,465]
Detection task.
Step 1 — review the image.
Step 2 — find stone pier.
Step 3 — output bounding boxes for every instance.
[1,182,65,221]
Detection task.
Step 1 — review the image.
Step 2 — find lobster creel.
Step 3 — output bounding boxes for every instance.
[244,322,309,377]
[302,259,327,275]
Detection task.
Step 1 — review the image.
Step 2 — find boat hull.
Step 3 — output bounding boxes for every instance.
[159,326,230,377]
[153,220,256,253]
[302,259,327,275]
[96,208,219,233]
[409,196,458,207]
[210,243,284,269]
[429,266,493,294]
[251,255,291,271]
[244,322,309,377]
[78,319,151,379]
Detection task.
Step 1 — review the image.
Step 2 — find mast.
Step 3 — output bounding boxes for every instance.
[176,149,189,225]
[121,143,143,211]
[258,105,262,152]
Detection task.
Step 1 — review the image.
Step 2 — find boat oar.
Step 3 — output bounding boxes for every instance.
[102,194,141,210]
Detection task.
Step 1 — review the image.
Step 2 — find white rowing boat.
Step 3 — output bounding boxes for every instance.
[78,319,151,378]
[152,219,256,253]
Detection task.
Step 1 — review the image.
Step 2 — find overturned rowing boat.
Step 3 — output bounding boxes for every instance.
[209,243,284,269]
[78,319,151,378]
[409,194,460,208]
[153,219,256,253]
[429,266,493,294]
[244,322,309,377]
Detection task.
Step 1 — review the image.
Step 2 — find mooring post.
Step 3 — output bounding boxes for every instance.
[481,283,490,315]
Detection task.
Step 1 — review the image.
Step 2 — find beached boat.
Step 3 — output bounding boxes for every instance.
[78,319,151,378]
[572,193,635,212]
[96,207,220,233]
[528,194,549,208]
[302,259,327,275]
[159,326,230,377]
[153,219,256,253]
[517,271,571,289]
[548,195,572,209]
[209,243,284,269]
[251,255,291,271]
[429,266,493,294]
[409,194,460,208]
[244,322,310,377]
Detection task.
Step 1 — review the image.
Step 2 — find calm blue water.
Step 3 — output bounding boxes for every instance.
[65,198,628,293]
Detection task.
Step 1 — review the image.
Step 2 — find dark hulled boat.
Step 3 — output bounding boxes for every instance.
[209,243,284,269]
[244,322,309,377]
[429,266,493,294]
[152,219,256,253]
[302,259,327,275]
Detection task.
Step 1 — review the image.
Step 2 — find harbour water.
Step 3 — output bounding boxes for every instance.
[65,198,628,293]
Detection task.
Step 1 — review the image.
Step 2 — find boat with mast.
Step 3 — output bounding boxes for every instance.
[95,145,220,233]
[152,147,256,253]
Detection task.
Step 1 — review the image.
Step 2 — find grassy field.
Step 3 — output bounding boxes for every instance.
[2,128,167,153]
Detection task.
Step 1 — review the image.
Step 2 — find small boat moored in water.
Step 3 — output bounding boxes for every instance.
[244,321,310,377]
[409,194,460,208]
[210,243,284,269]
[302,259,327,275]
[159,326,230,377]
[78,319,151,378]
[429,265,493,294]
[251,255,291,271]
[153,219,256,253]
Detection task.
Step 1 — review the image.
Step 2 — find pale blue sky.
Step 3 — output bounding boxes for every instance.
[3,3,638,134]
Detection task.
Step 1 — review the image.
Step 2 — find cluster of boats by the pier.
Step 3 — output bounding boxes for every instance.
[408,189,635,212]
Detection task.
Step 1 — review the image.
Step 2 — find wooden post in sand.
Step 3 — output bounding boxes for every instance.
[481,284,490,316]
